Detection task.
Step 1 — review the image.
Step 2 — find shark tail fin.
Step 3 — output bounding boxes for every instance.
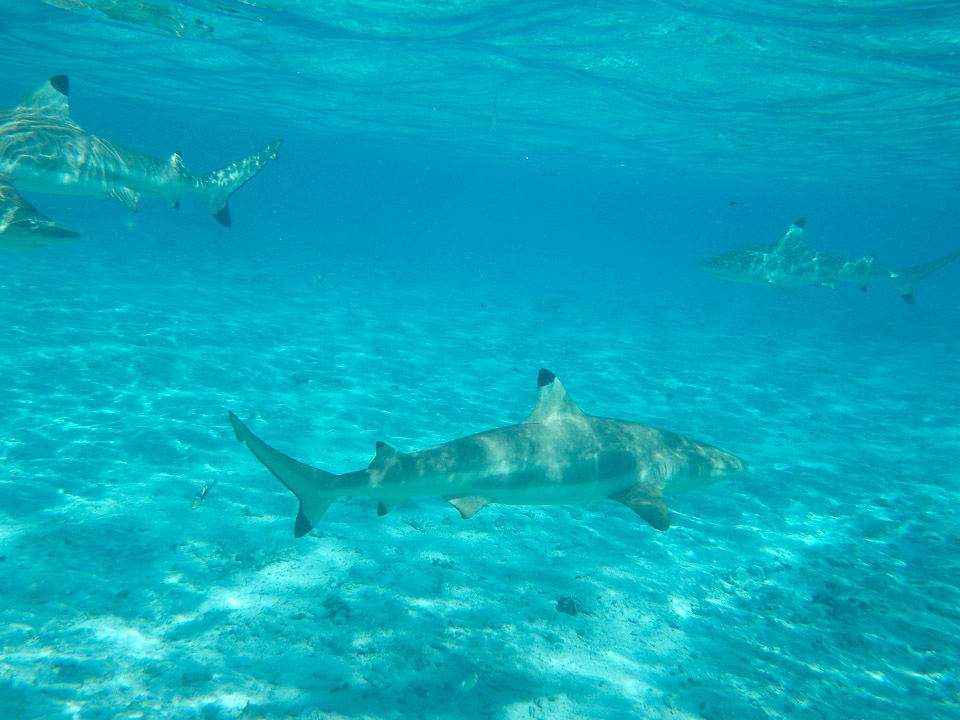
[891,249,960,305]
[229,411,336,537]
[199,139,282,227]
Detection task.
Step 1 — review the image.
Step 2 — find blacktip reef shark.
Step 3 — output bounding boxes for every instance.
[699,218,960,305]
[229,369,748,536]
[0,180,79,248]
[0,74,281,242]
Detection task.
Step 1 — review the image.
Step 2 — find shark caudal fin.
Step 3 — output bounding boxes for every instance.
[891,249,960,305]
[228,411,336,537]
[199,139,282,227]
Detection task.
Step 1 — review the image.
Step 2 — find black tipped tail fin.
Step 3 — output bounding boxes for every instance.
[228,411,336,537]
[200,139,282,227]
[891,249,960,304]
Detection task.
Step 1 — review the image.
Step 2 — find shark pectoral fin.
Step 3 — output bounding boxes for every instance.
[610,484,670,531]
[444,495,490,519]
[770,284,809,299]
[111,186,140,212]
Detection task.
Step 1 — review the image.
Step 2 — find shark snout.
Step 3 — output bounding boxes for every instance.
[699,447,749,485]
[718,451,749,478]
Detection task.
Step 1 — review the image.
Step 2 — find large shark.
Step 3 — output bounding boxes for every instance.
[0,75,281,231]
[699,218,960,305]
[229,369,748,536]
[0,180,79,248]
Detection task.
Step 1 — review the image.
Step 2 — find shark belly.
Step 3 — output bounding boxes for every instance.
[380,423,643,508]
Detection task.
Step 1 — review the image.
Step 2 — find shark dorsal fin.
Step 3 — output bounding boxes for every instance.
[370,441,401,467]
[522,369,584,424]
[169,152,188,172]
[775,218,806,249]
[18,75,73,124]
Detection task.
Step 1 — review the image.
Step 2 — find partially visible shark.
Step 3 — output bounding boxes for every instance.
[229,369,748,536]
[0,75,281,230]
[699,218,960,305]
[0,180,78,247]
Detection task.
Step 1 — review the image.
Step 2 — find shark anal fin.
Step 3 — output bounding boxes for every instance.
[610,484,670,531]
[444,495,490,519]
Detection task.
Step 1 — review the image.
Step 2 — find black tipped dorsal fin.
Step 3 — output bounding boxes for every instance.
[18,75,74,124]
[169,152,188,172]
[522,369,584,424]
[370,441,401,468]
[776,218,806,249]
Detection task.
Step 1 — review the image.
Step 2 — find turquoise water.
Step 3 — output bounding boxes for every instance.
[2,2,959,719]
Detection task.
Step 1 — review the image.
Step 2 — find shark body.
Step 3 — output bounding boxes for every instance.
[0,75,281,238]
[229,369,748,536]
[0,180,78,247]
[699,218,960,305]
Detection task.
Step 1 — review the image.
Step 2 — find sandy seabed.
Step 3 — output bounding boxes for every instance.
[1,230,958,720]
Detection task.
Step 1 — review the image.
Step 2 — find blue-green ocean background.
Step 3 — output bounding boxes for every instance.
[1,2,959,719]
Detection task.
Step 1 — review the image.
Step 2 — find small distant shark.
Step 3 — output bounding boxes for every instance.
[699,218,960,305]
[229,369,748,536]
[0,74,281,243]
[0,180,79,248]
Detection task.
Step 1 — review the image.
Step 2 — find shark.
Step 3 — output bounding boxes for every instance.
[699,218,960,305]
[0,180,79,247]
[0,75,281,231]
[229,369,748,536]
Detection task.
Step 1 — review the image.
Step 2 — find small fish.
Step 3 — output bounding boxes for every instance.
[191,479,218,509]
[458,672,479,693]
